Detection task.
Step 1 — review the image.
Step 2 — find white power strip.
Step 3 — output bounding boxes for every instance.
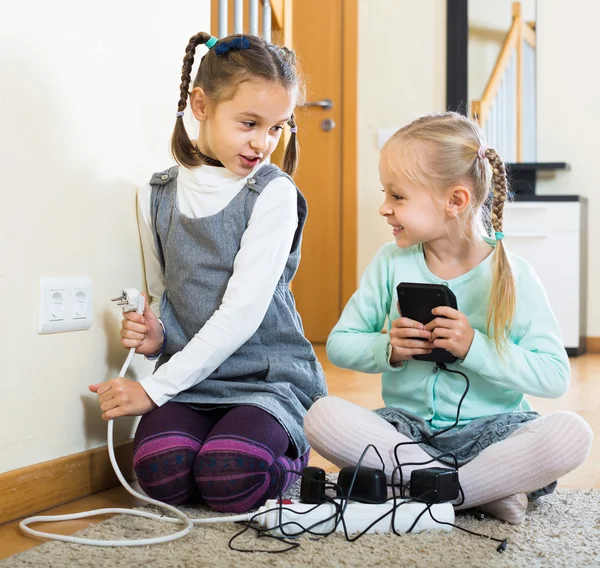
[255,499,454,536]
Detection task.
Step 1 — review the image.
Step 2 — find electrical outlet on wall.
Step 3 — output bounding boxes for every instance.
[38,277,93,334]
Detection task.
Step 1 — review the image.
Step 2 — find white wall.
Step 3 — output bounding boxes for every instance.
[0,0,211,472]
[536,0,600,335]
[357,0,447,275]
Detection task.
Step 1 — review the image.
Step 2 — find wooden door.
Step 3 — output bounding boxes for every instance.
[292,0,357,343]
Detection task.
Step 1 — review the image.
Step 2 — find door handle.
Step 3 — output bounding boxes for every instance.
[304,98,333,110]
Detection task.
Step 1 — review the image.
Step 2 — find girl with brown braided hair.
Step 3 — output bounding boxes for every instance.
[89,32,327,513]
[305,112,592,525]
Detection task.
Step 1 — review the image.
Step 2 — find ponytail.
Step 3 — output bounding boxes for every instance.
[283,113,299,176]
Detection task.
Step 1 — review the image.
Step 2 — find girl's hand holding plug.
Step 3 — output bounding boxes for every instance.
[89,379,157,420]
[89,293,161,420]
[120,293,164,356]
[425,306,475,360]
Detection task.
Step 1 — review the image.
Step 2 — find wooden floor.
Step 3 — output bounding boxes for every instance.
[2,346,599,560]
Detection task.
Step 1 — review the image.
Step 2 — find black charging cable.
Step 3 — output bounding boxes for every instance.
[229,445,422,552]
[229,447,507,554]
[389,362,508,552]
[229,364,508,554]
[390,361,469,502]
[229,467,350,552]
[392,362,469,471]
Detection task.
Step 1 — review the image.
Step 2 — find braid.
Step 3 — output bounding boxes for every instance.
[483,146,515,355]
[177,32,211,114]
[171,32,212,168]
[487,148,508,234]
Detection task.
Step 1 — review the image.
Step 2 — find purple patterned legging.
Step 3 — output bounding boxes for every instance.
[133,402,309,513]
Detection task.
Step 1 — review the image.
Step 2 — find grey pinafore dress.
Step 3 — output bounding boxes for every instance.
[148,163,327,458]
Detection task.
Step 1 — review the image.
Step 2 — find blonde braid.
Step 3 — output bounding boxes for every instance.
[483,147,515,353]
[487,148,508,236]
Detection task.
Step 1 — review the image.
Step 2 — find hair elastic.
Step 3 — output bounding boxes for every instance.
[290,126,298,134]
[176,111,184,118]
[495,231,505,241]
[215,37,251,56]
[478,145,489,160]
[206,36,218,49]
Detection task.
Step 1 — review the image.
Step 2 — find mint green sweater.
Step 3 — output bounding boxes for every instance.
[326,241,570,429]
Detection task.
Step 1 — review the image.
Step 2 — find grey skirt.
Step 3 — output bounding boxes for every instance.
[374,407,557,500]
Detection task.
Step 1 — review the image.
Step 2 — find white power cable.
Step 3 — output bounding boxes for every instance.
[19,289,253,547]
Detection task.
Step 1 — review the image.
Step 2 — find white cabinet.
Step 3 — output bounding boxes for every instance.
[503,197,587,355]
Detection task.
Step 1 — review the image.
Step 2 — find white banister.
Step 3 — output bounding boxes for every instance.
[523,41,536,161]
[234,0,243,34]
[218,0,228,38]
[216,1,274,42]
[262,0,272,42]
[249,0,259,35]
[472,2,536,163]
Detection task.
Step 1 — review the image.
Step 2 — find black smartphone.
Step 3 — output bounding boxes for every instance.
[396,282,458,364]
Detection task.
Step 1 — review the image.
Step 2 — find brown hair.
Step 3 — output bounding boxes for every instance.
[171,32,302,176]
[381,112,515,353]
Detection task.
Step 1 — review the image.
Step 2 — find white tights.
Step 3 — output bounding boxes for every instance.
[305,397,593,513]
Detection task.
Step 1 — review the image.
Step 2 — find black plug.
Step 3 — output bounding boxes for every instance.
[337,466,387,504]
[497,539,508,553]
[300,466,326,504]
[409,467,459,503]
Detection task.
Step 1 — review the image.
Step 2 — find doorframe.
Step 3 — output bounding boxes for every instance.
[341,0,358,306]
[446,0,469,114]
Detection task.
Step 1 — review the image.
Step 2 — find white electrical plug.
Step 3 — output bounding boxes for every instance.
[111,288,145,315]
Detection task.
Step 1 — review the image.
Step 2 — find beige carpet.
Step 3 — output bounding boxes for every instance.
[3,487,600,568]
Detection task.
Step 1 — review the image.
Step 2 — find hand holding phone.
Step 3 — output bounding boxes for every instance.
[396,283,461,364]
[423,305,475,362]
[388,316,435,364]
